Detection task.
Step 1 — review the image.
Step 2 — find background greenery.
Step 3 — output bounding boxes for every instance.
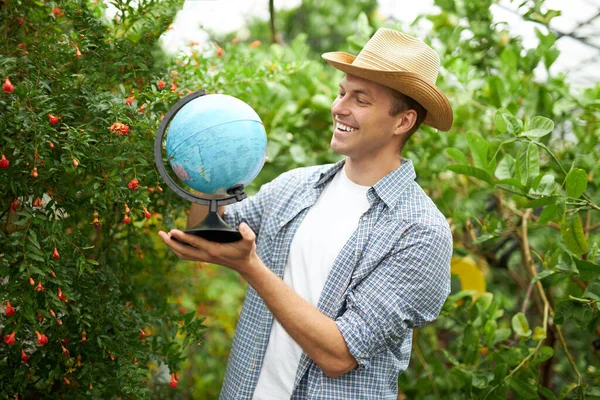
[1,0,598,398]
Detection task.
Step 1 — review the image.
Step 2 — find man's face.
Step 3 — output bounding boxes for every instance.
[330,74,405,162]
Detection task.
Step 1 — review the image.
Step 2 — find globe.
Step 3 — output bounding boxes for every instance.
[165,94,267,195]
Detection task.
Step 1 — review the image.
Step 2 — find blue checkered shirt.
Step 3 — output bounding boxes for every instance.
[220,158,452,399]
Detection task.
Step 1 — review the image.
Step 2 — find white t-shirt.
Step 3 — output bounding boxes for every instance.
[252,166,370,399]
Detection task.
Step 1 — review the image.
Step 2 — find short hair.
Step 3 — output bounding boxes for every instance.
[388,89,427,149]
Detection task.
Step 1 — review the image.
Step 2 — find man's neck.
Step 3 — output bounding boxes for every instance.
[343,155,403,187]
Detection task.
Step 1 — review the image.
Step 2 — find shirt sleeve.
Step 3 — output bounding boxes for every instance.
[335,223,453,370]
[223,173,282,236]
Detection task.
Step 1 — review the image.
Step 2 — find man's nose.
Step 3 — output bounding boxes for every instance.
[331,97,350,116]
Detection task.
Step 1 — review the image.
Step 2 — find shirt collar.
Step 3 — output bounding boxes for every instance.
[313,158,417,209]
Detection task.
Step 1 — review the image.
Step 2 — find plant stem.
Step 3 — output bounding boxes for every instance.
[413,336,441,400]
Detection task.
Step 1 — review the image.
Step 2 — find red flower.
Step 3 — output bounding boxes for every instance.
[125,96,135,106]
[29,277,35,286]
[11,199,18,211]
[62,345,69,356]
[50,309,56,318]
[250,40,261,48]
[31,167,38,178]
[231,37,239,45]
[51,7,63,17]
[58,288,67,302]
[143,208,151,220]
[52,247,60,259]
[35,331,48,346]
[63,377,70,385]
[35,281,44,292]
[139,329,146,339]
[157,80,166,90]
[128,178,140,191]
[215,45,224,58]
[72,158,79,167]
[123,215,131,224]
[5,301,15,317]
[4,332,16,345]
[74,46,82,57]
[49,141,55,149]
[32,197,43,207]
[109,122,129,135]
[169,373,179,389]
[3,77,14,93]
[48,114,59,125]
[0,154,8,168]
[50,270,56,277]
[21,348,29,363]
[170,82,177,92]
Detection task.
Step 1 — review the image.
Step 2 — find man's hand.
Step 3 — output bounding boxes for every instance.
[158,222,259,275]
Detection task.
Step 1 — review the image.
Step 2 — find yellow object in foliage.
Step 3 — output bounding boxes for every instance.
[450,256,487,299]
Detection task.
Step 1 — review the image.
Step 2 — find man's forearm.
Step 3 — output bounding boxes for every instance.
[241,256,358,378]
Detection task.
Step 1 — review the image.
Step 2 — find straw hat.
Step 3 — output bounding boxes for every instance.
[322,28,453,131]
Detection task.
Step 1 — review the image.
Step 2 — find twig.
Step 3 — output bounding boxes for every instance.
[412,336,441,400]
[521,209,582,387]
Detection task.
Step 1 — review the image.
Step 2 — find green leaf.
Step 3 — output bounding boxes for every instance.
[574,258,600,281]
[522,116,554,138]
[565,168,587,198]
[511,312,532,337]
[494,328,511,345]
[466,131,489,169]
[484,320,497,348]
[445,147,469,164]
[517,142,540,186]
[533,346,554,364]
[494,109,507,132]
[289,144,307,164]
[532,326,546,341]
[531,269,555,283]
[495,154,515,180]
[356,12,373,37]
[561,214,589,256]
[462,324,479,365]
[509,376,540,399]
[583,282,600,302]
[554,301,575,325]
[502,113,523,134]
[535,173,556,196]
[447,164,494,184]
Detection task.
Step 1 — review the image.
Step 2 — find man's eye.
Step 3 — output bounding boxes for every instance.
[357,99,368,104]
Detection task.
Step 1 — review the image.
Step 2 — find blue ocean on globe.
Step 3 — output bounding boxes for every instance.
[165,94,267,195]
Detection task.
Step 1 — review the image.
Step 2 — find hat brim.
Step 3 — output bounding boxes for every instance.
[322,52,453,132]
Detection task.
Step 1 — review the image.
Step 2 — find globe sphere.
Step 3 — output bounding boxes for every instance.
[165,94,267,195]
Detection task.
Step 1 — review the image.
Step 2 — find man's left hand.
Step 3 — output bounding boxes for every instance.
[158,222,259,275]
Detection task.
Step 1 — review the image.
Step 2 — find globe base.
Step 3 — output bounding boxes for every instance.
[185,210,243,243]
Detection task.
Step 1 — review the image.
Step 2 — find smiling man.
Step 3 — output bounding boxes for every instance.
[159,28,454,399]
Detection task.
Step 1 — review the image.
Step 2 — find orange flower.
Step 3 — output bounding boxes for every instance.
[35,281,45,292]
[157,80,166,90]
[74,46,82,57]
[3,77,14,93]
[169,373,178,388]
[48,114,59,125]
[5,301,15,317]
[250,40,261,48]
[125,96,135,106]
[58,288,67,302]
[215,45,224,57]
[4,332,16,345]
[52,247,60,260]
[128,178,140,191]
[108,122,129,135]
[21,348,30,363]
[0,154,9,168]
[35,331,48,346]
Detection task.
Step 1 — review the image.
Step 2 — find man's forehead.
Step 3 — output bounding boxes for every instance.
[339,74,388,97]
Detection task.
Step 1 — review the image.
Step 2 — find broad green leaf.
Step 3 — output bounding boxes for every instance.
[538,386,556,399]
[484,320,497,348]
[533,346,554,364]
[511,312,532,337]
[289,144,307,164]
[447,164,494,184]
[561,214,589,256]
[462,324,479,364]
[517,142,539,186]
[522,116,554,138]
[445,147,469,164]
[356,12,373,37]
[475,292,493,312]
[583,282,600,302]
[488,76,505,108]
[554,301,575,325]
[495,154,515,180]
[526,196,557,208]
[494,328,511,345]
[574,258,600,281]
[565,168,587,198]
[466,131,489,169]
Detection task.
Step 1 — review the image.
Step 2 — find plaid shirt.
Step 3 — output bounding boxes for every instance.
[220,158,452,399]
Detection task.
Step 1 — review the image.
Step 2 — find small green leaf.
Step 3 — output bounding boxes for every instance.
[495,154,515,180]
[574,258,600,281]
[583,282,600,302]
[511,312,532,337]
[565,168,587,198]
[535,173,556,196]
[517,142,540,186]
[447,164,494,184]
[533,346,554,364]
[466,131,489,169]
[502,113,523,134]
[484,320,497,348]
[532,326,546,341]
[561,214,589,256]
[510,376,539,399]
[522,116,554,138]
[554,301,575,325]
[531,269,555,283]
[445,147,469,164]
[494,328,511,345]
[289,144,307,164]
[494,110,507,132]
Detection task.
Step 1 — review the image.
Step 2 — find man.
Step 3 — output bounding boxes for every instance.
[159,28,454,399]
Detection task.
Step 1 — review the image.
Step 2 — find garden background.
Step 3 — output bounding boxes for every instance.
[1,0,599,398]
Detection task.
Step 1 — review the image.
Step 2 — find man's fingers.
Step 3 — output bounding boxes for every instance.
[160,230,212,261]
[239,222,256,243]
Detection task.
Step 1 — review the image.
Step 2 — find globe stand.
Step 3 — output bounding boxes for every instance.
[154,90,248,243]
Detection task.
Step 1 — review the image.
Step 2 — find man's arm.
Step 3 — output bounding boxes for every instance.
[158,224,358,378]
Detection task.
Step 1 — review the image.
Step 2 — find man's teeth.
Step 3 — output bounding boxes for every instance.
[336,122,357,132]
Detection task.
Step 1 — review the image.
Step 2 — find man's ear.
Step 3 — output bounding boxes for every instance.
[393,109,417,136]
